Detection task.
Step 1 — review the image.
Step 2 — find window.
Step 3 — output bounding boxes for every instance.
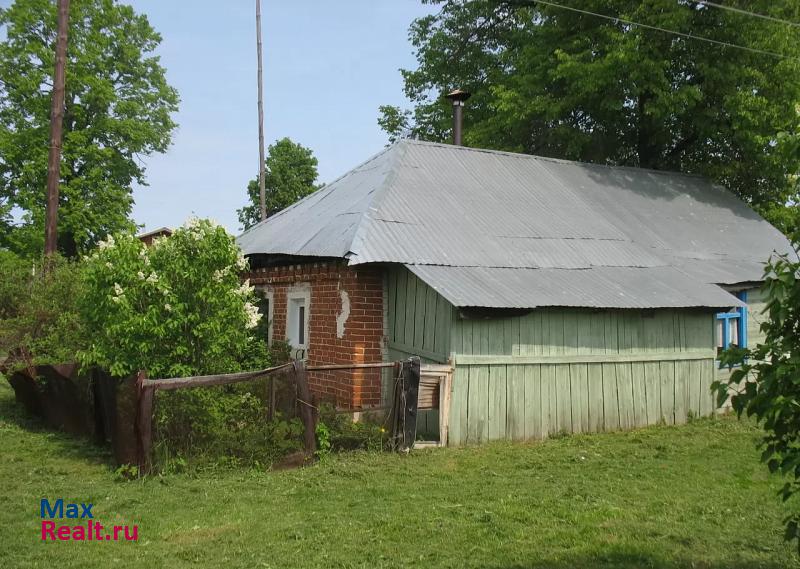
[286,287,310,349]
[716,290,747,355]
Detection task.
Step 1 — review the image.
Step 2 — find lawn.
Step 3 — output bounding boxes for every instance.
[0,380,797,569]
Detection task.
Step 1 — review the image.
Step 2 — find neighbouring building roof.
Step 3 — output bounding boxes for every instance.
[238,139,791,309]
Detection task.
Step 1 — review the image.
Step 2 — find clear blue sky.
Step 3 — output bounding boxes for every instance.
[124,0,434,234]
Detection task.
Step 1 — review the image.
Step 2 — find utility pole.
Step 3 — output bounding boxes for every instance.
[44,0,70,256]
[256,0,266,221]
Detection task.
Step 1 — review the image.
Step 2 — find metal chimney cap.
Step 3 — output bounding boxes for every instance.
[445,89,471,103]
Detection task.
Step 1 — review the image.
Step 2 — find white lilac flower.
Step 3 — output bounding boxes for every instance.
[113,283,124,296]
[105,262,113,269]
[164,303,172,312]
[146,272,159,284]
[111,296,122,304]
[137,271,146,280]
[235,252,247,271]
[244,302,261,329]
[234,279,254,297]
[212,268,225,282]
[97,235,115,250]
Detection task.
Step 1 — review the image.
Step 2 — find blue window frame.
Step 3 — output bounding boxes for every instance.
[716,290,747,355]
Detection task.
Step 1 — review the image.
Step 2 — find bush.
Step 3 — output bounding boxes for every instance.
[79,217,267,378]
[153,379,304,471]
[0,252,87,371]
[317,404,388,455]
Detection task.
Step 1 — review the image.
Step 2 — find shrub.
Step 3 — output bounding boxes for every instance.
[713,230,800,549]
[79,217,266,378]
[0,252,87,371]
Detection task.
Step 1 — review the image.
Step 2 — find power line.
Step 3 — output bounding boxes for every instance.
[698,1,800,29]
[526,0,797,62]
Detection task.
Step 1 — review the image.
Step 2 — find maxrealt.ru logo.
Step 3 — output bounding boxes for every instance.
[40,499,138,542]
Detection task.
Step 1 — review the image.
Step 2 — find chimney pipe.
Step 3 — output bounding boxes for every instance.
[444,89,471,145]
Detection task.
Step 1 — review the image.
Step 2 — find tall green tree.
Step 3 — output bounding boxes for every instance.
[238,137,320,230]
[380,0,800,231]
[0,0,179,257]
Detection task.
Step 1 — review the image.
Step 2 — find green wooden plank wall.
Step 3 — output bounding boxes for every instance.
[447,308,717,445]
[386,267,453,364]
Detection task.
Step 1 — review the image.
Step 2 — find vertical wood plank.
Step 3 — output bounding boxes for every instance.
[569,364,588,433]
[699,359,714,417]
[467,365,489,443]
[507,364,525,440]
[488,365,508,440]
[631,362,647,427]
[660,361,676,425]
[403,271,417,346]
[601,363,620,431]
[422,285,438,353]
[587,363,604,432]
[449,365,469,446]
[387,268,397,343]
[644,361,661,425]
[524,364,542,439]
[413,278,427,350]
[556,364,572,434]
[540,364,555,437]
[674,360,689,424]
[394,269,407,342]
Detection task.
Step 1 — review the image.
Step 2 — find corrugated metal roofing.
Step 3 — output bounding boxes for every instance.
[238,139,791,308]
[407,265,744,309]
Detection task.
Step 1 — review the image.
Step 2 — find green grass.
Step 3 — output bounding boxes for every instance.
[0,380,797,569]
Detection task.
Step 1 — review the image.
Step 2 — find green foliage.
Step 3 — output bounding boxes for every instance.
[0,0,179,257]
[153,381,304,471]
[79,218,262,378]
[238,137,321,230]
[0,251,87,370]
[317,404,387,453]
[383,0,800,230]
[713,230,800,549]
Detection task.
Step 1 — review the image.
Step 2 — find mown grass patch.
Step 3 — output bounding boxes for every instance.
[0,380,796,568]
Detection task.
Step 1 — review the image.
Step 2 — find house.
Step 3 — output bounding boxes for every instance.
[136,226,173,246]
[238,139,791,444]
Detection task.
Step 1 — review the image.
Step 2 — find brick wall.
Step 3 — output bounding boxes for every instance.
[246,262,385,409]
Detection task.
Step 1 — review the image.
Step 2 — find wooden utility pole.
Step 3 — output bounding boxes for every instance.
[44,0,70,256]
[256,0,266,221]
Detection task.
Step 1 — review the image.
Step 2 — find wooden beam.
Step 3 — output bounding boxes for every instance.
[306,362,399,371]
[455,351,716,366]
[142,362,294,390]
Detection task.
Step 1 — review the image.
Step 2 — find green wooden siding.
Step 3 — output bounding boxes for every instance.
[383,266,720,446]
[448,308,717,445]
[386,267,453,363]
[385,267,454,437]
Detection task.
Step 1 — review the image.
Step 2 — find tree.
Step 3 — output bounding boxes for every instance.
[381,0,800,231]
[79,218,262,379]
[238,137,320,230]
[713,231,800,549]
[0,0,179,258]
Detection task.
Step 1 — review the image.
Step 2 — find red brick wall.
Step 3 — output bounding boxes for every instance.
[246,262,385,409]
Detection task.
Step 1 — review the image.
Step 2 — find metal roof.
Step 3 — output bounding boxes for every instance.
[407,265,744,309]
[238,139,790,309]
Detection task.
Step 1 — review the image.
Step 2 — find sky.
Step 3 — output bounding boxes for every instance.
[121,0,435,234]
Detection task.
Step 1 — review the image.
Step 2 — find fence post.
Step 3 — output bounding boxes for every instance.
[390,357,421,451]
[135,371,154,475]
[293,360,317,457]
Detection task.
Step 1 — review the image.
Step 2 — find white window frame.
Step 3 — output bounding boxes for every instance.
[286,284,311,350]
[255,286,274,345]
